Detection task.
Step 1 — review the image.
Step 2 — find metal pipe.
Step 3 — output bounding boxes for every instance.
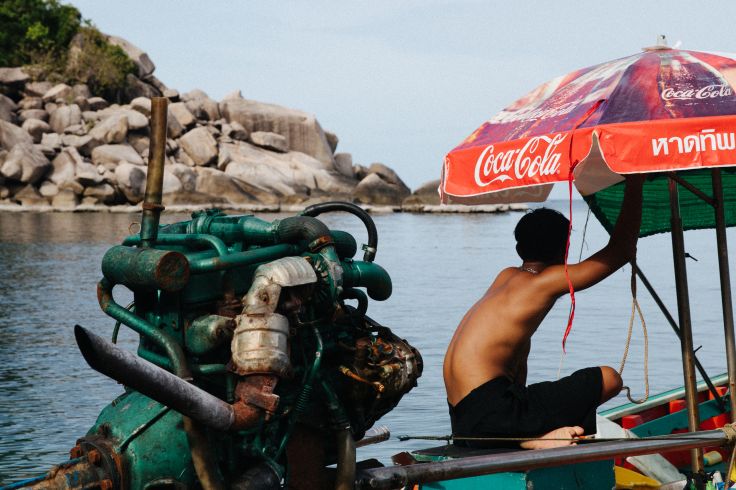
[75,325,235,431]
[140,97,168,248]
[124,233,229,257]
[101,246,190,292]
[667,172,716,207]
[137,349,227,376]
[188,243,301,273]
[356,426,391,448]
[335,428,357,490]
[632,263,726,411]
[712,169,736,420]
[97,278,189,377]
[355,430,730,489]
[668,176,704,475]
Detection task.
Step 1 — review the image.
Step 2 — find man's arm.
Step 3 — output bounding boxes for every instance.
[537,175,644,296]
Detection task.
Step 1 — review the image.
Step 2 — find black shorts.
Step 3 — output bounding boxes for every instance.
[449,367,603,448]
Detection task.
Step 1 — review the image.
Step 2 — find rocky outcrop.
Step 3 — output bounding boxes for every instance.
[403,179,441,206]
[0,35,418,211]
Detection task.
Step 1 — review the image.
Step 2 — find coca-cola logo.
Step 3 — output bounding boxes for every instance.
[474,134,566,187]
[661,84,732,101]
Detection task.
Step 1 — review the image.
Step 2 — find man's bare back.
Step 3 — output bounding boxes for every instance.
[443,176,643,449]
[444,266,556,405]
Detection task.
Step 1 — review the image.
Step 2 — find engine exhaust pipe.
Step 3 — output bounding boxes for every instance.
[140,97,168,248]
[75,325,235,431]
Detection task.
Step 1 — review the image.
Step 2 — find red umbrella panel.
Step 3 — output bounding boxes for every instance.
[441,48,736,204]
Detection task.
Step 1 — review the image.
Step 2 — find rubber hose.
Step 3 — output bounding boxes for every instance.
[302,202,378,262]
[277,216,331,248]
[334,428,356,490]
[342,288,368,315]
[330,230,357,259]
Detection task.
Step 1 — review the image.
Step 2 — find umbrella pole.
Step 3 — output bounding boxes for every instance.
[668,176,704,478]
[712,169,736,420]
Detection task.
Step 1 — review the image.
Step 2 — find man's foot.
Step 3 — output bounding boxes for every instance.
[520,426,584,450]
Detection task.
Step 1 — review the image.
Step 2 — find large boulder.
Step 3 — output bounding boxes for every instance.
[179,127,218,166]
[325,131,338,153]
[107,35,155,78]
[183,90,220,121]
[169,162,196,192]
[114,162,147,203]
[169,102,196,129]
[18,97,43,110]
[122,109,148,130]
[88,97,108,111]
[123,73,161,100]
[88,113,128,144]
[0,94,17,122]
[403,179,441,206]
[0,120,33,150]
[52,189,80,208]
[21,119,52,143]
[18,109,48,123]
[83,183,117,204]
[13,184,46,206]
[249,131,288,153]
[75,161,104,186]
[220,98,335,169]
[49,104,82,133]
[0,67,29,86]
[366,162,410,193]
[162,169,182,195]
[92,144,144,167]
[24,81,52,97]
[334,153,354,178]
[222,141,355,197]
[353,173,410,205]
[40,132,62,152]
[0,144,50,184]
[38,180,59,198]
[130,97,151,116]
[50,148,83,185]
[42,83,73,103]
[194,166,276,204]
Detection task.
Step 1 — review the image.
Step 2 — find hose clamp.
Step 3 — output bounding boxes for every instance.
[308,235,334,252]
[141,202,165,211]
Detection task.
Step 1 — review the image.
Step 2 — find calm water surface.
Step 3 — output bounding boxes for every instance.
[1,202,735,483]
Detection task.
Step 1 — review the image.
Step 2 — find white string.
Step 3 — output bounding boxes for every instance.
[618,262,650,404]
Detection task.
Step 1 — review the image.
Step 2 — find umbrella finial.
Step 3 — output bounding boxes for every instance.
[643,35,671,52]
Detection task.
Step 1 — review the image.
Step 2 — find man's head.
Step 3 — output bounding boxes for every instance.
[514,208,570,264]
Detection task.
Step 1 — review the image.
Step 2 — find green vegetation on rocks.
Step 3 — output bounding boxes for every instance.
[0,0,135,100]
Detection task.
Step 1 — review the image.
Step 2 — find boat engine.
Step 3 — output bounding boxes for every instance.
[21,99,421,490]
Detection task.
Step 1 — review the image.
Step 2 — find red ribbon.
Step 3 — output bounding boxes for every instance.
[561,99,606,352]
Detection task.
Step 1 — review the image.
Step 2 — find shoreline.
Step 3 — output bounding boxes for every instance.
[0,202,528,214]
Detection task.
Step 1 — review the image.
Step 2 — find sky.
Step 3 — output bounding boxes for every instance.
[71,1,736,197]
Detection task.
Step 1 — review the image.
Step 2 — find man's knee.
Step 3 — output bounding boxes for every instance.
[599,366,623,401]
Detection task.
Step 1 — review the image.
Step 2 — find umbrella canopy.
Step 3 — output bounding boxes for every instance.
[441,45,736,235]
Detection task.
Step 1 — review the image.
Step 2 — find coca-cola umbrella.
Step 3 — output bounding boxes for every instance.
[441,41,736,476]
[440,43,736,237]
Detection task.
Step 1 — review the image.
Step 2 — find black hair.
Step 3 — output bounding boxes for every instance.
[514,208,570,263]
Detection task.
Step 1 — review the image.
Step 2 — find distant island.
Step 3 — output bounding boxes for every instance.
[0,0,523,214]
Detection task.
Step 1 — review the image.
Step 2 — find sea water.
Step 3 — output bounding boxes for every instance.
[0,201,734,481]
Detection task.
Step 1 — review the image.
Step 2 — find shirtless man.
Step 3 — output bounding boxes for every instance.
[443,175,644,449]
